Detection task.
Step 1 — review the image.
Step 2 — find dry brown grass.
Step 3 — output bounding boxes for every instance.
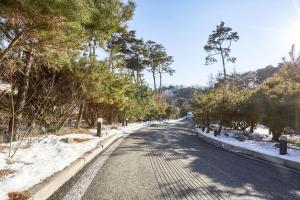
[60,137,93,143]
[0,169,15,178]
[111,124,119,129]
[288,138,300,144]
[72,138,93,143]
[8,191,30,200]
[57,128,92,136]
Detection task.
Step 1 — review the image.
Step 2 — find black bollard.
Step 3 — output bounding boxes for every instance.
[279,135,287,155]
[97,118,103,137]
[214,130,218,137]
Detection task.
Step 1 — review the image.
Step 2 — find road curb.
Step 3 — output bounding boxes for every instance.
[28,134,124,200]
[196,132,300,172]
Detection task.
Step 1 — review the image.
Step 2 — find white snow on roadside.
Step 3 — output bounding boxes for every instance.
[0,188,6,200]
[0,83,11,93]
[165,116,187,123]
[0,134,100,200]
[194,128,300,164]
[252,124,270,135]
[0,121,155,200]
[0,83,17,95]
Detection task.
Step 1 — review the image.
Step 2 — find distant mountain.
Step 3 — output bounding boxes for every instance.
[230,65,281,88]
[160,86,203,113]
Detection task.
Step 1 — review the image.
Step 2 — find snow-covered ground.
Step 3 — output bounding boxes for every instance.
[194,126,300,164]
[250,124,270,135]
[166,117,187,123]
[0,121,159,200]
[0,83,11,93]
[0,83,17,95]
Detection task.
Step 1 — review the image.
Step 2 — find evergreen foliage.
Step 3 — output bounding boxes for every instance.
[0,0,178,141]
[192,46,300,141]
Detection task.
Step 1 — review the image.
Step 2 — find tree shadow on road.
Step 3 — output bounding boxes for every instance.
[139,120,300,200]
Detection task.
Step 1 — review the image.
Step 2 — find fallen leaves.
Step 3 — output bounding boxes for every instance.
[0,169,15,178]
[57,128,93,136]
[8,191,30,200]
[60,137,93,143]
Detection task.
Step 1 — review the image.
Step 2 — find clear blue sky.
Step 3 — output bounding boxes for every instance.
[128,0,300,87]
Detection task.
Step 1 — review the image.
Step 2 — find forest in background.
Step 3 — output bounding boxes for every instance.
[192,43,300,141]
[0,0,185,147]
[192,21,300,141]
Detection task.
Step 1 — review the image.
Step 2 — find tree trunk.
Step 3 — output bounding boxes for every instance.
[15,50,34,113]
[222,58,227,81]
[271,129,282,141]
[272,131,281,141]
[131,70,137,84]
[137,70,142,84]
[206,111,210,133]
[220,47,227,81]
[250,121,255,133]
[107,107,114,125]
[88,41,93,61]
[8,116,16,142]
[56,105,77,131]
[83,114,93,128]
[152,69,157,92]
[137,70,140,84]
[75,103,85,129]
[109,48,114,72]
[8,49,33,141]
[159,72,162,94]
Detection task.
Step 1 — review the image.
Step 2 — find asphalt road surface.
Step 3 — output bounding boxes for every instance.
[50,119,300,200]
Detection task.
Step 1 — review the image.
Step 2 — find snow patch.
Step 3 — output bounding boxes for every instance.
[194,127,300,164]
[0,121,160,200]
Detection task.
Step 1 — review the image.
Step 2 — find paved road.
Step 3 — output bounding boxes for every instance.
[51,119,300,200]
